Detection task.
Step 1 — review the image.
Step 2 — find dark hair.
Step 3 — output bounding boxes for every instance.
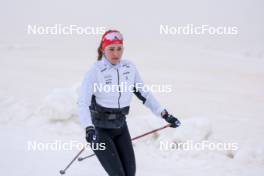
[97,30,116,61]
[97,40,103,60]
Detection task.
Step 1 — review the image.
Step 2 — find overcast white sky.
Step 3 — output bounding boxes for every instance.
[0,0,263,53]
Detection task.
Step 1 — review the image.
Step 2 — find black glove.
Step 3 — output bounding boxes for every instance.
[161,109,181,128]
[85,126,96,143]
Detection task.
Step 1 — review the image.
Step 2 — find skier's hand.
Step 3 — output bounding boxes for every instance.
[161,109,181,128]
[85,126,96,143]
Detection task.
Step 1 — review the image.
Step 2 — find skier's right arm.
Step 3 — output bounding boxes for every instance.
[77,65,97,129]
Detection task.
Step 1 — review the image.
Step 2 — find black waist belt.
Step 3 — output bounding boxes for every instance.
[89,103,130,120]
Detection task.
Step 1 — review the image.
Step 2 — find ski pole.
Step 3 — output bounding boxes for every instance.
[77,124,172,162]
[59,144,88,175]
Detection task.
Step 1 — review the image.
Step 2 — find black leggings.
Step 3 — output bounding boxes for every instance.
[92,121,136,176]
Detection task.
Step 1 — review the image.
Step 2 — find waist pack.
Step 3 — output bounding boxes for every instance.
[89,95,130,129]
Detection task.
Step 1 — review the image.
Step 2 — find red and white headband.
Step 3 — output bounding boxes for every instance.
[101,30,123,49]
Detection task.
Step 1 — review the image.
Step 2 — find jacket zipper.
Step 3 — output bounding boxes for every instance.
[117,68,121,109]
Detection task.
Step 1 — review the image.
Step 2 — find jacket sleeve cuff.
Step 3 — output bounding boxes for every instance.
[155,107,165,118]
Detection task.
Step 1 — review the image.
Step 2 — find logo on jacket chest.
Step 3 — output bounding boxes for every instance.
[102,69,131,85]
[103,75,112,85]
[123,71,130,81]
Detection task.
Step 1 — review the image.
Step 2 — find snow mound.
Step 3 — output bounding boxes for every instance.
[164,117,213,142]
[35,85,80,123]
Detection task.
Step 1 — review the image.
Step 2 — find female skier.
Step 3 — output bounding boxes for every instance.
[78,30,181,176]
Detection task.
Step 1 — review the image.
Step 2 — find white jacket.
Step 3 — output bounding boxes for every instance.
[78,57,164,128]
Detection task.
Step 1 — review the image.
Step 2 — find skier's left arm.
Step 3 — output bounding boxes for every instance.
[133,65,181,128]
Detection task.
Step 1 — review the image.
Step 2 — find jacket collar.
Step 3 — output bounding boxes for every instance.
[102,56,121,69]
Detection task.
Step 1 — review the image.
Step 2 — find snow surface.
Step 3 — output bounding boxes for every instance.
[1,45,263,175]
